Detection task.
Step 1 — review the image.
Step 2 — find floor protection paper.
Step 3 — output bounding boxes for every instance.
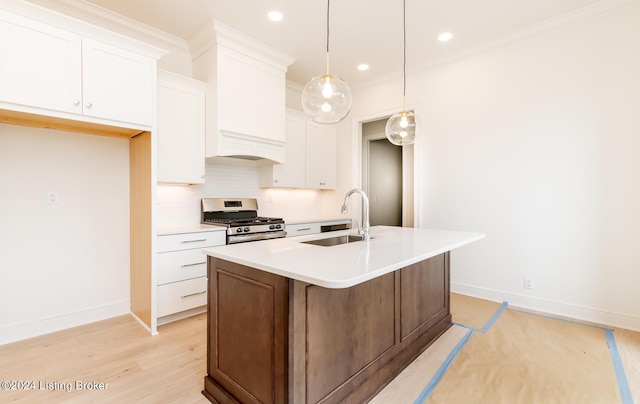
[422,305,624,403]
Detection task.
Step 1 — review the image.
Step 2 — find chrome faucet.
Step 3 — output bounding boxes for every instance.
[341,188,371,241]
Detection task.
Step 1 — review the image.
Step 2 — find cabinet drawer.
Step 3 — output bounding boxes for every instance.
[157,249,207,285]
[286,223,321,237]
[157,231,225,253]
[157,277,207,317]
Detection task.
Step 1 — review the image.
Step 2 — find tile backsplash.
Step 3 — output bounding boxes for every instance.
[156,159,328,229]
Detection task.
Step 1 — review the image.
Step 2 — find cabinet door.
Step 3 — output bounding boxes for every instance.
[157,74,206,184]
[305,122,337,189]
[82,38,154,126]
[271,112,306,187]
[0,11,82,114]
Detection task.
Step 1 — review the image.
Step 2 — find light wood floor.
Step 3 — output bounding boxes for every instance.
[1,294,638,403]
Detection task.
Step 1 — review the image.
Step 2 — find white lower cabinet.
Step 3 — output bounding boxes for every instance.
[285,223,321,237]
[285,219,351,237]
[157,277,208,318]
[156,230,225,324]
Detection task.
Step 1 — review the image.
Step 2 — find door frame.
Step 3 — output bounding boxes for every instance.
[352,104,420,228]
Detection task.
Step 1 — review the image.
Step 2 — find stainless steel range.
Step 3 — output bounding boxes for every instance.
[201,198,286,244]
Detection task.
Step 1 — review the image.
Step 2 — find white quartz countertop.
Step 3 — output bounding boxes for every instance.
[202,226,485,289]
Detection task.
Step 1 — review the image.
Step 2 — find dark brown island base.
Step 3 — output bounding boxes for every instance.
[202,252,451,404]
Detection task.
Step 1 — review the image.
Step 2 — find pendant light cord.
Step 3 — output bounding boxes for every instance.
[403,0,407,107]
[401,0,407,111]
[326,0,330,75]
[326,0,330,54]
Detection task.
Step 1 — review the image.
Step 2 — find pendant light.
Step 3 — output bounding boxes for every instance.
[302,0,352,124]
[385,0,417,146]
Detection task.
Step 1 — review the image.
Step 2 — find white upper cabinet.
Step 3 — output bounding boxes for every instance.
[81,39,155,126]
[258,109,306,188]
[0,8,163,130]
[305,120,337,190]
[190,20,295,163]
[157,70,206,184]
[0,11,82,114]
[259,109,337,190]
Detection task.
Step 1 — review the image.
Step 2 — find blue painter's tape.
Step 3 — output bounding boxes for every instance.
[413,328,475,404]
[606,329,634,404]
[480,301,508,333]
[453,301,508,333]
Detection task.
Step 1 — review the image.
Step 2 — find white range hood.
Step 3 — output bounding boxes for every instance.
[189,20,296,163]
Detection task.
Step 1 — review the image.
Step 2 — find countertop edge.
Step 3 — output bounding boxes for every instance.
[202,227,485,289]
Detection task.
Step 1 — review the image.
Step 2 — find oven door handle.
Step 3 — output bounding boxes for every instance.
[227,230,287,244]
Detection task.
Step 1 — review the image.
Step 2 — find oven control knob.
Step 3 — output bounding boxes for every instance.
[244,227,250,232]
[236,228,243,233]
[269,225,275,230]
[275,224,282,229]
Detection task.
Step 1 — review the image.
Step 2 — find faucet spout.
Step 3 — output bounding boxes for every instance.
[341,188,371,241]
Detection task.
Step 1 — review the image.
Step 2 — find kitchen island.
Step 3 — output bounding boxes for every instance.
[201,226,484,403]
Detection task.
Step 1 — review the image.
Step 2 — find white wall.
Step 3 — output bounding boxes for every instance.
[0,124,130,344]
[349,3,640,331]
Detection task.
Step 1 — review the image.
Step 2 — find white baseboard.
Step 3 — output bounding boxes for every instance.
[451,283,640,332]
[0,300,130,345]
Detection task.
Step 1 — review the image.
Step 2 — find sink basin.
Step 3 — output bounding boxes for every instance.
[301,235,369,247]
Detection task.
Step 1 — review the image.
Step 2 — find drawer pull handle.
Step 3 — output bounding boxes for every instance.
[181,291,206,299]
[181,239,207,244]
[181,262,207,268]
[297,228,311,231]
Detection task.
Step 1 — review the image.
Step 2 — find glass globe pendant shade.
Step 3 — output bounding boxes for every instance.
[302,74,352,124]
[385,110,416,146]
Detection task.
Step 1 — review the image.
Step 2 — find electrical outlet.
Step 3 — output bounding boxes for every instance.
[524,276,534,290]
[47,191,59,205]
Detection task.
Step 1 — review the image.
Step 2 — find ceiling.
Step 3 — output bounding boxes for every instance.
[81,0,603,87]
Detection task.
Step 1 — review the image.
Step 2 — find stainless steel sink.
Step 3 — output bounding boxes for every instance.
[301,235,368,247]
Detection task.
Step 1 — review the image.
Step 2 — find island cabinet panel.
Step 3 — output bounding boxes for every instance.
[205,259,289,404]
[204,252,451,404]
[304,274,396,403]
[400,253,449,342]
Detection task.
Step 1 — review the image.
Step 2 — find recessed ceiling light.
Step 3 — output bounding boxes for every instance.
[267,11,283,22]
[438,32,453,42]
[357,64,369,71]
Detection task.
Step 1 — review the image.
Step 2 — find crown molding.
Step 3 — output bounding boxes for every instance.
[23,0,188,52]
[188,19,296,70]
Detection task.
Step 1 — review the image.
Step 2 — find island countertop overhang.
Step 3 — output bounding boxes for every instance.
[202,225,485,288]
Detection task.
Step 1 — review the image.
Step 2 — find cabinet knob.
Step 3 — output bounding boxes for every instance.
[86,102,93,108]
[274,179,279,183]
[73,99,80,106]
